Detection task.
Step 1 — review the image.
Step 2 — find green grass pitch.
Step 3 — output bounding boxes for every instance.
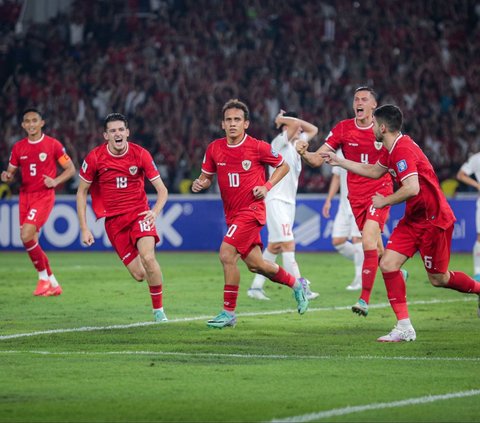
[0,251,479,422]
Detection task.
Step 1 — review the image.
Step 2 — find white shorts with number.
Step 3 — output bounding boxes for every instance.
[332,206,362,239]
[266,199,295,243]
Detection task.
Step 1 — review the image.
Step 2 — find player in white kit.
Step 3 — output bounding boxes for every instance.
[248,110,319,300]
[456,152,480,281]
[322,150,363,290]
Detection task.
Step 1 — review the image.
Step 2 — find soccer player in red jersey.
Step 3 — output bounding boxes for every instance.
[1,108,76,296]
[296,87,395,317]
[76,113,169,322]
[192,99,309,328]
[322,104,480,341]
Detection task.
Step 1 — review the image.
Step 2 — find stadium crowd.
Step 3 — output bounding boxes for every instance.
[0,0,479,195]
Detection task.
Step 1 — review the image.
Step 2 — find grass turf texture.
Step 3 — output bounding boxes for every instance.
[0,251,478,422]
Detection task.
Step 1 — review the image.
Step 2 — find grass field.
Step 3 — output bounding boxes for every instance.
[0,251,479,422]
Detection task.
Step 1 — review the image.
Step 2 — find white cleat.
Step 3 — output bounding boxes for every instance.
[247,288,270,300]
[377,325,416,342]
[346,277,362,291]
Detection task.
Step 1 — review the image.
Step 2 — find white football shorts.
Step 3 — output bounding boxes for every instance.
[266,199,295,243]
[332,206,361,239]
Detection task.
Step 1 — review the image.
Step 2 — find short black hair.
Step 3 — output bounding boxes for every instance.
[374,104,403,132]
[22,108,43,120]
[104,113,129,130]
[222,99,250,121]
[278,111,298,131]
[354,86,377,100]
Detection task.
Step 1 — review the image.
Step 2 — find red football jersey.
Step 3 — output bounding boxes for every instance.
[377,134,455,229]
[324,118,392,200]
[79,142,160,218]
[202,134,284,224]
[8,134,68,193]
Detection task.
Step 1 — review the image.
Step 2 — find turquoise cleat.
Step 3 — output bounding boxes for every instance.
[352,298,369,317]
[207,310,236,329]
[153,309,168,322]
[293,279,309,315]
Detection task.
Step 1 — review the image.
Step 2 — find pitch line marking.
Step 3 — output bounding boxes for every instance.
[269,389,480,422]
[0,297,474,341]
[0,350,479,363]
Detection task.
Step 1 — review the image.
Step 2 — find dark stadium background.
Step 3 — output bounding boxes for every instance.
[0,0,478,196]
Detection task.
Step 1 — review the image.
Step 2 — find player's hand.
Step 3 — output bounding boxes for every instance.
[192,178,207,192]
[1,171,13,182]
[372,192,387,209]
[274,109,286,128]
[322,199,331,218]
[81,228,95,247]
[138,209,157,227]
[252,185,268,199]
[43,174,58,188]
[320,152,339,165]
[295,140,308,156]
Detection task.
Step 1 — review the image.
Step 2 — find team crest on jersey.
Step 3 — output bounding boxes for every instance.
[242,160,251,171]
[39,153,47,162]
[396,159,407,173]
[374,141,383,150]
[129,166,138,175]
[388,168,397,178]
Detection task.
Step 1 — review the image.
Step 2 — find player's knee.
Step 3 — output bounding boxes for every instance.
[428,273,448,287]
[378,256,397,273]
[131,269,146,282]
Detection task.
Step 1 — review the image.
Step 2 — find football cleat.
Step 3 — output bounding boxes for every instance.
[293,279,309,314]
[247,288,270,300]
[300,278,319,300]
[33,279,51,296]
[352,299,369,317]
[473,274,480,282]
[153,309,168,322]
[377,325,416,342]
[207,310,236,329]
[346,277,362,291]
[42,284,63,297]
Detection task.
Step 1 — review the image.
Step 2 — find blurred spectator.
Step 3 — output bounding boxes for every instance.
[0,0,479,194]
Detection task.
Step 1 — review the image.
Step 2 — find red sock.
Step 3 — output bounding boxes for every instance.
[149,284,163,309]
[270,266,295,288]
[23,240,46,273]
[446,271,480,294]
[223,284,239,312]
[360,249,379,303]
[383,270,409,320]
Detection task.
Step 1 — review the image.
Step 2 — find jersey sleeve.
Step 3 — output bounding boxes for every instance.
[391,145,418,182]
[52,138,72,165]
[79,150,97,183]
[460,153,480,176]
[376,147,389,168]
[324,122,343,151]
[141,149,160,181]
[271,131,288,152]
[8,144,19,168]
[201,143,217,175]
[258,140,284,167]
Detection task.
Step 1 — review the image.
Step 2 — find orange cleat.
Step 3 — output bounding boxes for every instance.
[33,279,51,296]
[42,284,63,297]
